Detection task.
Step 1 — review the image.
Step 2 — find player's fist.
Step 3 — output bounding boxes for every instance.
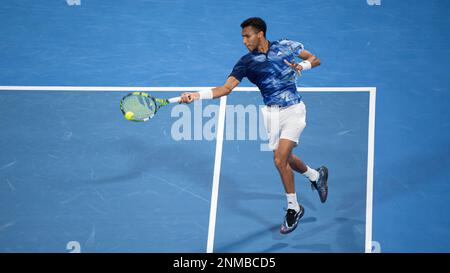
[284,59,303,73]
[180,92,197,104]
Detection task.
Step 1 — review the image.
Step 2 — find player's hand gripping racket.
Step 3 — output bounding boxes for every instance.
[120,92,181,122]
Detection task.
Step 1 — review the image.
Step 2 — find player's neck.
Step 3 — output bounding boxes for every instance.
[257,39,270,54]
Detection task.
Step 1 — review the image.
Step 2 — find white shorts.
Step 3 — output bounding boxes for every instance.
[261,101,307,151]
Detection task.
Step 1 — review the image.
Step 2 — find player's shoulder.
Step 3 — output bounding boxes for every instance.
[237,52,253,63]
[275,38,301,46]
[274,38,304,53]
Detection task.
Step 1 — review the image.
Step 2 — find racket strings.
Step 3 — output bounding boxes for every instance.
[122,95,156,120]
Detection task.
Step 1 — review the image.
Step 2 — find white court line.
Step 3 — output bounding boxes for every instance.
[365,87,376,253]
[0,85,376,253]
[0,86,374,92]
[206,96,227,253]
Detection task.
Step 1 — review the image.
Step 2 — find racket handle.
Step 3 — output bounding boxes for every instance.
[167,97,181,104]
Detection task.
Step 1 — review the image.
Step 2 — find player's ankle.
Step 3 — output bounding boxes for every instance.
[302,166,319,182]
[286,193,300,212]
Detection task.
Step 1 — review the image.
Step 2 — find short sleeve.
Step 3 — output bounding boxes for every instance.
[229,57,247,81]
[280,39,304,56]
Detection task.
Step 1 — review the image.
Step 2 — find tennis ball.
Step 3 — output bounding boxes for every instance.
[125,111,134,120]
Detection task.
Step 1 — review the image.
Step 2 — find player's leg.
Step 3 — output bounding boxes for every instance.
[289,153,328,202]
[283,101,329,203]
[261,104,305,234]
[273,138,296,195]
[288,153,307,173]
[274,138,305,234]
[289,154,319,181]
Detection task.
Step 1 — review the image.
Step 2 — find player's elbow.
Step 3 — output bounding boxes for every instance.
[223,86,232,96]
[313,56,321,67]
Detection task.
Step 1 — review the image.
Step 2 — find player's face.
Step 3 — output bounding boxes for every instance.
[242,26,261,52]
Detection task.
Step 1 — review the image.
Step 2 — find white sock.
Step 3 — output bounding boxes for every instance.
[286,193,300,212]
[303,166,319,182]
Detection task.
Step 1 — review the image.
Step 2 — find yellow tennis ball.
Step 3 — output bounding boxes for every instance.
[125,111,134,120]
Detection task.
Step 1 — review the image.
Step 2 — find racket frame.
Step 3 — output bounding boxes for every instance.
[120,91,169,122]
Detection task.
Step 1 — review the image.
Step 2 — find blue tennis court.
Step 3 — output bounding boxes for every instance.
[0,0,449,253]
[0,88,372,253]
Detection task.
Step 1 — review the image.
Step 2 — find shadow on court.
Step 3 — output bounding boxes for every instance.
[72,137,213,188]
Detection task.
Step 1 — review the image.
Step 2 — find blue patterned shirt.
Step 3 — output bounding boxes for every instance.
[229,39,305,107]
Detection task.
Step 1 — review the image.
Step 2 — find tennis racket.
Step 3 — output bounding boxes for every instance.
[120,92,181,122]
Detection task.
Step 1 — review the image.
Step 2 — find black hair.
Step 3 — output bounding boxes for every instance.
[240,17,267,37]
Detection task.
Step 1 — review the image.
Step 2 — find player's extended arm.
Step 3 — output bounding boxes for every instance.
[299,50,321,68]
[180,76,240,103]
[284,49,321,73]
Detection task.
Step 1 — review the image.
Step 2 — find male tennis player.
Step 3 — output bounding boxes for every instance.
[180,17,328,234]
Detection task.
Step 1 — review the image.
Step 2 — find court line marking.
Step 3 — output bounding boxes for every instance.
[0,86,376,253]
[0,86,373,92]
[206,96,227,253]
[366,87,376,253]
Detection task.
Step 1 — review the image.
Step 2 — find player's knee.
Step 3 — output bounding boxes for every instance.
[273,155,288,170]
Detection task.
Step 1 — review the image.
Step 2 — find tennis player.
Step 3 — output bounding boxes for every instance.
[180,17,328,234]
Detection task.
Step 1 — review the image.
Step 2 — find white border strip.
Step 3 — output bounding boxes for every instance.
[0,85,376,253]
[206,96,227,253]
[0,86,373,92]
[365,87,376,253]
